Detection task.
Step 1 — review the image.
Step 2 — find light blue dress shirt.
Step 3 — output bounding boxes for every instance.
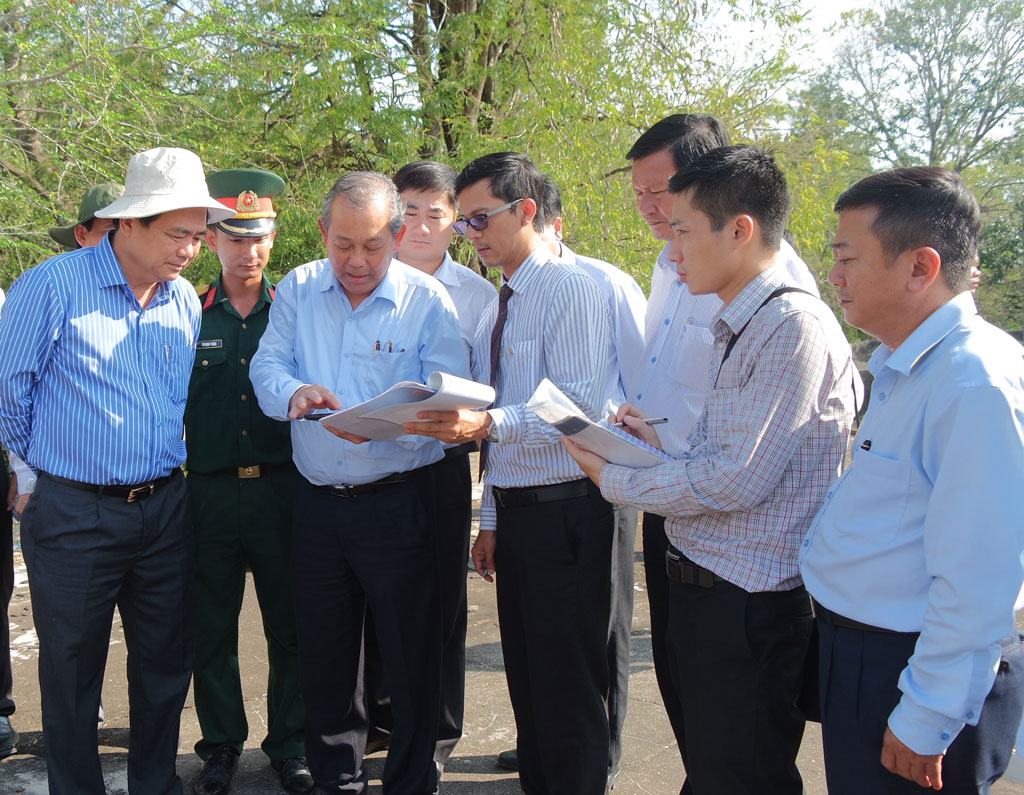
[800,291,1024,755]
[470,248,612,532]
[632,240,819,454]
[0,234,200,484]
[426,251,496,365]
[250,258,468,486]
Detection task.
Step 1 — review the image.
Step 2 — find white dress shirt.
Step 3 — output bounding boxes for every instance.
[472,248,611,532]
[424,251,496,365]
[632,240,819,454]
[557,243,646,411]
[800,292,1024,755]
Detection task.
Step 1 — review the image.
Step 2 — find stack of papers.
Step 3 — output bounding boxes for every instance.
[526,379,674,468]
[310,372,495,441]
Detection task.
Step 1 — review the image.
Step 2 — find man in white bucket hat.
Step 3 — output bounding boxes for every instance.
[0,147,232,794]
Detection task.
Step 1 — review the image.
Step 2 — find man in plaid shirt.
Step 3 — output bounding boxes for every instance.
[564,145,859,795]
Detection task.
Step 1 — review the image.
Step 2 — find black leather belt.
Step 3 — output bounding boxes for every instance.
[811,599,913,635]
[46,471,177,503]
[197,462,296,479]
[665,545,727,588]
[314,471,408,499]
[443,441,478,460]
[492,478,589,508]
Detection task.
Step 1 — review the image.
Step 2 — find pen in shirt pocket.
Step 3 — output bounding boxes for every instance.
[164,344,169,363]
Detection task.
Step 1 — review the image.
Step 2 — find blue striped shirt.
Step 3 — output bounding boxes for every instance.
[0,234,201,484]
[471,248,612,532]
[250,258,469,486]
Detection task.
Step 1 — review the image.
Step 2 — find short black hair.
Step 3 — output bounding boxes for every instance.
[454,152,545,232]
[540,174,562,228]
[834,167,979,293]
[626,113,731,170]
[394,161,457,209]
[668,145,789,250]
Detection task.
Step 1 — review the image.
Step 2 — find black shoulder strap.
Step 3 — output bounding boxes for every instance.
[715,286,813,386]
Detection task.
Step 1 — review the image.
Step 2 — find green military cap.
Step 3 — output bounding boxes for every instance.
[48,182,123,249]
[207,168,286,237]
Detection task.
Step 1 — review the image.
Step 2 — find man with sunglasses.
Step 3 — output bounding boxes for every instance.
[405,152,615,795]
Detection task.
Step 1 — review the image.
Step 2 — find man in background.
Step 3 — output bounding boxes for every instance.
[47,182,122,250]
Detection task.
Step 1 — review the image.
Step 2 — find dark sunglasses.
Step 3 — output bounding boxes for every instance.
[453,198,524,235]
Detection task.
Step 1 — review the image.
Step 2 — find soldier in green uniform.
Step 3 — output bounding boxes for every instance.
[47,182,122,249]
[185,169,313,795]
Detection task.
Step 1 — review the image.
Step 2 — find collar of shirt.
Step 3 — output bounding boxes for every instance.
[655,241,674,272]
[93,233,172,308]
[503,246,556,294]
[868,291,977,378]
[712,266,787,343]
[203,272,274,315]
[431,251,461,288]
[316,256,401,309]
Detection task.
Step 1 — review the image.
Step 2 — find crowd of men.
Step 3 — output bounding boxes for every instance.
[0,111,1021,795]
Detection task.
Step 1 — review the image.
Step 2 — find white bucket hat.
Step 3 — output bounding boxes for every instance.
[95,147,235,224]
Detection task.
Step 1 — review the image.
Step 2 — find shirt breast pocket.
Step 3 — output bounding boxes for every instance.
[190,349,229,402]
[499,338,540,394]
[830,449,913,543]
[671,324,716,392]
[156,342,195,405]
[352,348,423,395]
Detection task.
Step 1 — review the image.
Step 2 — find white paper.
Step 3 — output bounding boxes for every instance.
[316,371,494,441]
[527,378,674,468]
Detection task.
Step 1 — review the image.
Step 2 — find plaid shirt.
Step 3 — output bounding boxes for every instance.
[601,268,859,592]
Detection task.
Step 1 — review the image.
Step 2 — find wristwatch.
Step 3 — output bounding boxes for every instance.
[486,418,499,443]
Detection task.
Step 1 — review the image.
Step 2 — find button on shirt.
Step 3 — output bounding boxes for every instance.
[800,291,1024,755]
[633,240,820,454]
[557,244,646,410]
[250,258,468,486]
[185,275,292,472]
[602,268,857,592]
[473,249,611,532]
[0,234,200,484]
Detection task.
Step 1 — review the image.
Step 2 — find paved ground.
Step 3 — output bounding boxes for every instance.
[3,468,1023,793]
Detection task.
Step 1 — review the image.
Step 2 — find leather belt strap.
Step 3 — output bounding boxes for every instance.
[811,599,914,635]
[443,441,478,460]
[492,478,589,508]
[46,471,176,503]
[195,462,296,479]
[314,471,408,499]
[665,545,727,588]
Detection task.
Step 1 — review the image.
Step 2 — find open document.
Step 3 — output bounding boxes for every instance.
[527,378,675,468]
[314,371,495,441]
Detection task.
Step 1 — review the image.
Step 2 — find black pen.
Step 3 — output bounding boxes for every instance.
[612,417,668,428]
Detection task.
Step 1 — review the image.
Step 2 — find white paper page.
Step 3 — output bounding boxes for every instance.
[361,372,494,424]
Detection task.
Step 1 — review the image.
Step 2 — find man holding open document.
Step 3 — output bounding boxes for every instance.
[250,171,469,795]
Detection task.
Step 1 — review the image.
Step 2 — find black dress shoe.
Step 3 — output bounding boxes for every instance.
[496,747,518,771]
[0,716,19,759]
[272,756,315,795]
[193,747,239,795]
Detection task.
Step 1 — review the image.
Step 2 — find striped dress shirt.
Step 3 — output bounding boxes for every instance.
[602,268,858,592]
[632,240,820,454]
[0,234,201,484]
[471,248,611,532]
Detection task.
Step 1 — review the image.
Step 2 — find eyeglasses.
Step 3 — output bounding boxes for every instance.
[453,198,524,235]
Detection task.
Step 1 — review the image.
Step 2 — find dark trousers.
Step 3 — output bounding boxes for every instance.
[292,470,441,795]
[641,514,686,756]
[22,471,194,795]
[607,505,638,773]
[666,562,810,795]
[496,479,614,795]
[188,469,305,762]
[0,465,13,718]
[365,449,472,773]
[818,613,1024,794]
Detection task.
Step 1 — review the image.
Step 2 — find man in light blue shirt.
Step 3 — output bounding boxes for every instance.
[0,146,233,795]
[800,167,1024,794]
[250,171,468,795]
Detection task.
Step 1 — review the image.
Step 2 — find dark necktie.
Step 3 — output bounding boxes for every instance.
[480,283,513,477]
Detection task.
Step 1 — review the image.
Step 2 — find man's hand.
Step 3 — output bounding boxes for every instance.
[562,436,608,486]
[289,385,369,444]
[881,727,944,790]
[612,403,663,449]
[472,529,496,583]
[288,384,342,418]
[403,409,491,444]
